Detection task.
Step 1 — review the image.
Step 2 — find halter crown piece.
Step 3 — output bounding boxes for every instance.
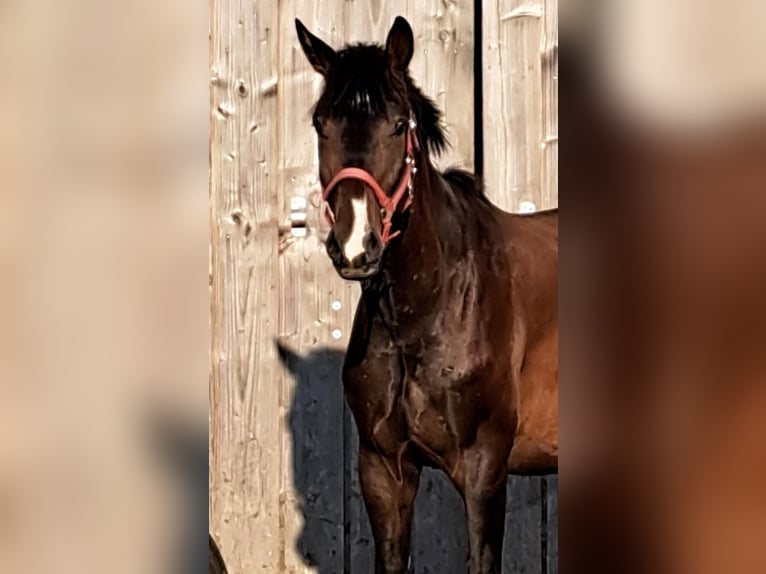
[321,112,420,245]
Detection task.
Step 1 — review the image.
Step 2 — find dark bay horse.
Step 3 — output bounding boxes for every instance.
[296,16,558,574]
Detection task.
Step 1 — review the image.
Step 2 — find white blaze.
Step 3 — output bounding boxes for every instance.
[342,196,369,261]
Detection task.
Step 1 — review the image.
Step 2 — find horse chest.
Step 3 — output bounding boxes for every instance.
[348,311,508,465]
[351,359,477,465]
[401,381,455,456]
[398,354,490,461]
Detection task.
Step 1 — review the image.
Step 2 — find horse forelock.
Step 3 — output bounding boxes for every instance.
[313,43,449,156]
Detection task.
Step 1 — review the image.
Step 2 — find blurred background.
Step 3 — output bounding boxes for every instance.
[0,0,208,572]
[563,1,766,573]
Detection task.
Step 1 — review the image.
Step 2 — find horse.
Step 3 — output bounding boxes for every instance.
[296,16,558,574]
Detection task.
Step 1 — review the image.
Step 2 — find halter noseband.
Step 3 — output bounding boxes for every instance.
[321,113,420,245]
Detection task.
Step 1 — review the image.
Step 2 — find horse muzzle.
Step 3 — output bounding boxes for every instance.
[326,228,383,280]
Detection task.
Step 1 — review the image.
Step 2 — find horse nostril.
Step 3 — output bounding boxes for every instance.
[326,231,344,264]
[363,231,383,261]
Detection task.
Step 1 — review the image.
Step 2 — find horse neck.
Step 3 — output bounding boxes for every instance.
[375,156,459,319]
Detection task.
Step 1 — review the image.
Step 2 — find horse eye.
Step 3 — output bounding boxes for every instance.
[312,117,327,139]
[393,120,406,136]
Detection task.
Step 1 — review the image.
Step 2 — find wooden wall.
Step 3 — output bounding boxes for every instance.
[482,0,558,212]
[209,1,558,572]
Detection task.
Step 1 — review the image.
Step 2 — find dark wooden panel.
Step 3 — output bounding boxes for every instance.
[503,477,544,574]
[412,469,468,574]
[545,476,559,574]
[345,403,375,573]
[278,345,347,573]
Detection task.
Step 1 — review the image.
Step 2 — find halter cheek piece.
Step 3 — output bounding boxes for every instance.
[321,113,420,245]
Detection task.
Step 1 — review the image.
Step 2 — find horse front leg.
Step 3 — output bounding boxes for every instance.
[359,445,421,574]
[460,447,508,574]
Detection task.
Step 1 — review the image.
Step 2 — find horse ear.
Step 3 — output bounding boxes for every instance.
[276,339,300,374]
[295,19,337,76]
[385,16,414,71]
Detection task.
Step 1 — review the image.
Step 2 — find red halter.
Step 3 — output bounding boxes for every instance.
[321,114,420,245]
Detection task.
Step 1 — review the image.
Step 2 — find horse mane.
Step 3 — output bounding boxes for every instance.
[442,168,489,204]
[314,42,486,200]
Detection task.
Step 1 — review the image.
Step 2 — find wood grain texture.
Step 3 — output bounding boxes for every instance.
[483,0,555,212]
[542,0,558,210]
[546,476,559,574]
[412,469,468,574]
[276,2,355,573]
[209,0,282,571]
[503,478,543,574]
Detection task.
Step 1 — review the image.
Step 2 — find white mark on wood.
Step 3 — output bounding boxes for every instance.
[289,212,307,225]
[342,196,369,261]
[290,196,307,211]
[288,195,308,237]
[259,78,278,98]
[501,5,543,20]
[215,102,235,119]
[331,300,342,311]
[519,201,537,213]
[332,329,343,340]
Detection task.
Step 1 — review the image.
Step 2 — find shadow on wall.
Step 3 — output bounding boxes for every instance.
[276,341,558,574]
[277,341,350,574]
[209,533,228,574]
[143,412,210,574]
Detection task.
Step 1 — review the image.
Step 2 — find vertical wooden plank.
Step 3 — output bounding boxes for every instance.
[503,477,544,574]
[275,323,349,574]
[276,2,358,573]
[209,0,282,571]
[412,469,468,574]
[542,0,558,208]
[482,0,546,212]
[344,403,375,573]
[408,0,476,172]
[546,476,559,574]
